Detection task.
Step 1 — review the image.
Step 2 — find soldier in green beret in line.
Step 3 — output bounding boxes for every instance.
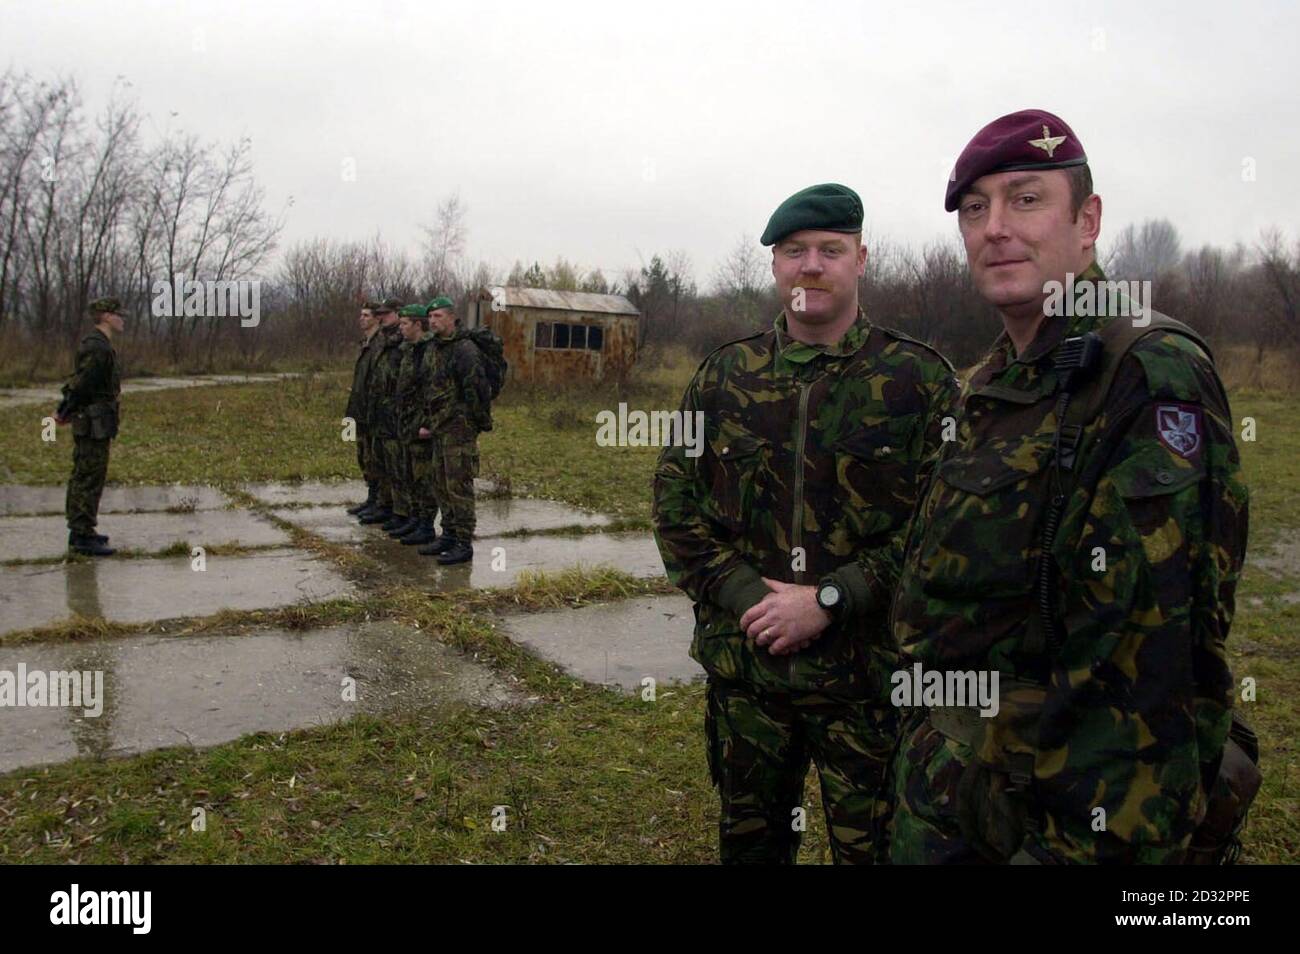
[652,185,958,863]
[55,297,126,556]
[358,298,405,527]
[888,109,1253,864]
[346,300,383,519]
[389,303,440,545]
[420,296,492,564]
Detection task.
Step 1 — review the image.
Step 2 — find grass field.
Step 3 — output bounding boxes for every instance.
[0,358,1295,864]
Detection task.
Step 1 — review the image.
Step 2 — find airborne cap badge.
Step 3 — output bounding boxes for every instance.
[1028,124,1067,158]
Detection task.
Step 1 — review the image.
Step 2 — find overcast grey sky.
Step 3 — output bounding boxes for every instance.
[3,0,1297,286]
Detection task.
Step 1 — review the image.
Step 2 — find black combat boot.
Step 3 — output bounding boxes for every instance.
[91,532,110,544]
[69,532,115,557]
[379,512,406,532]
[358,506,392,525]
[400,519,436,545]
[436,537,473,565]
[382,514,413,538]
[347,482,376,516]
[418,532,455,556]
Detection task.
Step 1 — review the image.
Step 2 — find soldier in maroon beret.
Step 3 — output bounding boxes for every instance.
[888,110,1253,864]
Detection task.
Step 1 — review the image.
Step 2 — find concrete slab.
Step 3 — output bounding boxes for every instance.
[0,484,232,517]
[0,509,288,562]
[355,530,665,590]
[0,620,517,773]
[0,549,355,637]
[273,498,609,543]
[499,594,701,692]
[245,478,497,507]
[0,373,298,410]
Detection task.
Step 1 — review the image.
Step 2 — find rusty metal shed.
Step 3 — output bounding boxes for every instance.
[465,287,641,384]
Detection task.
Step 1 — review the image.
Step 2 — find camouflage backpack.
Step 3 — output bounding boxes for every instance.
[1038,312,1262,865]
[467,327,508,401]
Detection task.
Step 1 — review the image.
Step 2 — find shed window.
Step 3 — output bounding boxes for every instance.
[552,323,570,348]
[535,321,553,348]
[587,325,603,351]
[570,325,587,349]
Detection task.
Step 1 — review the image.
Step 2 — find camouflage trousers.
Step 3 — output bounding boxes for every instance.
[405,440,439,521]
[355,425,380,484]
[381,437,411,517]
[370,431,393,509]
[66,435,112,535]
[432,434,478,538]
[889,710,1030,864]
[704,677,899,864]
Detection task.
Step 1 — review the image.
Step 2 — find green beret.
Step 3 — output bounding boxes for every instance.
[760,183,863,246]
[398,304,429,318]
[427,296,454,311]
[88,297,123,315]
[376,296,403,313]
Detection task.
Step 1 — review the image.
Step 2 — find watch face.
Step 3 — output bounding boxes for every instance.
[818,584,840,608]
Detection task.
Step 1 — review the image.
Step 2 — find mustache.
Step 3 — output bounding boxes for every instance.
[791,280,834,293]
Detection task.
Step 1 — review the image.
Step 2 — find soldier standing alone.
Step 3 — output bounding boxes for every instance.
[56,297,125,557]
[653,185,958,864]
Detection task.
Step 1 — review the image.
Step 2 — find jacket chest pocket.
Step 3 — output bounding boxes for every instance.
[914,433,1055,599]
[833,413,922,541]
[706,432,769,534]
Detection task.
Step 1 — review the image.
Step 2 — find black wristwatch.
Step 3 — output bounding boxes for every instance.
[816,576,845,619]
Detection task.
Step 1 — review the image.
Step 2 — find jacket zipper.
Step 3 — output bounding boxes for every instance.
[792,379,812,584]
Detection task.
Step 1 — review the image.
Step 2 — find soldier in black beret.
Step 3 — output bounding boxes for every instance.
[55,297,126,556]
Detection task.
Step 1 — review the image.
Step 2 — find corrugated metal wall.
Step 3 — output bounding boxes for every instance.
[484,307,638,383]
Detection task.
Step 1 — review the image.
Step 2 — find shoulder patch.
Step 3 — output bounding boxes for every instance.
[1155,402,1203,459]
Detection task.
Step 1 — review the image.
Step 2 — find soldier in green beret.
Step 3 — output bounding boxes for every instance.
[420,296,492,564]
[346,300,383,518]
[653,184,958,863]
[888,110,1253,864]
[388,303,441,544]
[55,297,126,556]
[358,298,406,527]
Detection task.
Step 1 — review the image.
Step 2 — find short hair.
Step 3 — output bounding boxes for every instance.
[1066,164,1093,221]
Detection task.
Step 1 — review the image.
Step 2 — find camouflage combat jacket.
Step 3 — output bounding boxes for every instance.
[59,328,121,440]
[890,263,1249,863]
[426,329,491,442]
[368,323,406,439]
[653,310,958,698]
[395,333,434,444]
[345,328,382,427]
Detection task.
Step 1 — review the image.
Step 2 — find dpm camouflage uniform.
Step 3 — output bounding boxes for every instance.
[426,328,491,539]
[888,263,1249,864]
[396,331,438,523]
[368,323,407,516]
[653,311,958,864]
[60,328,121,535]
[346,328,382,482]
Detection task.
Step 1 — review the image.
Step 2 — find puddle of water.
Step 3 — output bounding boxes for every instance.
[244,478,496,507]
[0,510,288,562]
[0,620,518,774]
[0,548,355,637]
[500,593,701,692]
[351,530,665,590]
[0,484,232,517]
[275,498,609,543]
[1250,538,1300,578]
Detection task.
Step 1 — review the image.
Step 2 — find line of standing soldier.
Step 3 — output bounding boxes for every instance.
[653,109,1254,865]
[346,295,493,565]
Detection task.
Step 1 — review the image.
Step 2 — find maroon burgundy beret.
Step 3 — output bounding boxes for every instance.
[945,109,1087,212]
